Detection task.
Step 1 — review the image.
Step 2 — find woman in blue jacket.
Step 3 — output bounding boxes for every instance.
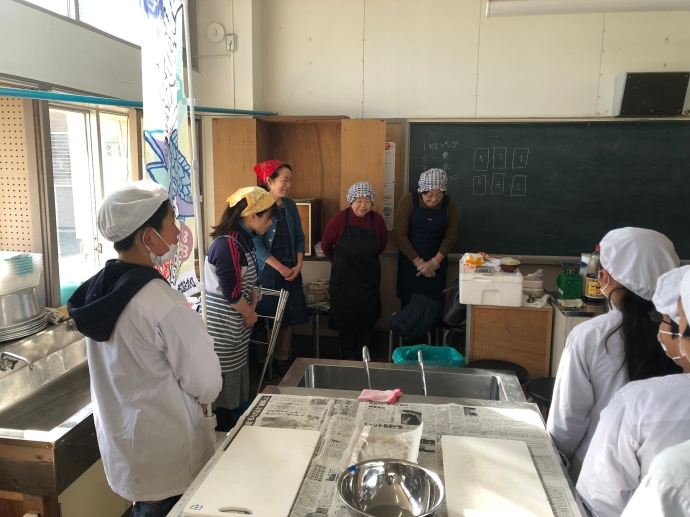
[253,160,309,374]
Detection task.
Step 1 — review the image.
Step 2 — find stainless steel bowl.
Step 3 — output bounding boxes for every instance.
[338,459,445,517]
[0,288,42,328]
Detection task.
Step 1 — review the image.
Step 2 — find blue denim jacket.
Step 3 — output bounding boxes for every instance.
[252,197,306,270]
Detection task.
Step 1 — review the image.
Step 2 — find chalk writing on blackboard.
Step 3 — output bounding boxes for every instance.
[511,175,527,196]
[474,148,489,171]
[493,148,507,169]
[473,175,487,195]
[512,148,529,169]
[491,173,505,195]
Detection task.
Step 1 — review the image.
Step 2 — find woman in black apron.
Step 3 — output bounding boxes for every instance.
[395,168,458,308]
[321,182,388,360]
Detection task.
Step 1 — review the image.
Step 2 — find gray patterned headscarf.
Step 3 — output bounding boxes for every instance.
[418,168,448,193]
[346,181,376,205]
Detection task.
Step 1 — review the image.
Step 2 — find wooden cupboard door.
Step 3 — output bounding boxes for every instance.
[212,118,258,223]
[340,119,386,213]
[469,306,553,381]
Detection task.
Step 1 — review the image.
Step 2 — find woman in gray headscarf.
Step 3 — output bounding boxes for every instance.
[395,168,458,307]
[321,182,387,359]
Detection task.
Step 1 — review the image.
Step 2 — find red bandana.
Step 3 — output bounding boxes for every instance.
[253,160,286,185]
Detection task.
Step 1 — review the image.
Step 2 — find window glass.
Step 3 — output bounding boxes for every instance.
[49,108,100,301]
[78,0,143,45]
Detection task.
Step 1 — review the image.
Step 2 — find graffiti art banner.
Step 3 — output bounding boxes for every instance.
[141,0,199,296]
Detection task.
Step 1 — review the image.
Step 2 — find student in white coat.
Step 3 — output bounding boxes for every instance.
[619,269,690,517]
[547,228,682,482]
[620,271,690,517]
[67,182,222,517]
[577,268,690,517]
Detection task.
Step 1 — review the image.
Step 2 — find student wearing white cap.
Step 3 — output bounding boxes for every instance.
[650,265,690,374]
[548,228,682,483]
[67,181,222,517]
[619,270,690,517]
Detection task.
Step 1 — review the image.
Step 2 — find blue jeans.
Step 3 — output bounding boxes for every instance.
[131,495,181,517]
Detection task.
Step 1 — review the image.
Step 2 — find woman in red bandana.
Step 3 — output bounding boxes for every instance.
[253,160,310,375]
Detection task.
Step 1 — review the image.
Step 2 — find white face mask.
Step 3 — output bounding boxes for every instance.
[680,336,690,359]
[144,228,178,266]
[657,330,683,360]
[598,272,610,299]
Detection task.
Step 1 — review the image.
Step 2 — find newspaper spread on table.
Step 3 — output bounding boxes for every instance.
[242,394,581,517]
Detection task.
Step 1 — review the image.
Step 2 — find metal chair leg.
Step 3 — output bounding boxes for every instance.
[442,329,450,346]
[388,330,393,363]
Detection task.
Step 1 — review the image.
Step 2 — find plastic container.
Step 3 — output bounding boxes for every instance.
[392,345,466,368]
[0,252,43,296]
[460,265,523,307]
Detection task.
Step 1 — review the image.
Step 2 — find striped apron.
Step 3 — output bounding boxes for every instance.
[205,235,258,375]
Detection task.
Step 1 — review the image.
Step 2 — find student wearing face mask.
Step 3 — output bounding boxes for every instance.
[650,266,690,372]
[577,269,690,517]
[548,228,682,483]
[395,168,458,307]
[205,187,278,430]
[620,271,690,517]
[67,182,222,517]
[322,182,387,360]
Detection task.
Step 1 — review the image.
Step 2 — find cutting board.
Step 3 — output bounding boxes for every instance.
[441,436,554,517]
[184,426,320,517]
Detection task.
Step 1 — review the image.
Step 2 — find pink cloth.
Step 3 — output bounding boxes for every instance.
[358,389,403,404]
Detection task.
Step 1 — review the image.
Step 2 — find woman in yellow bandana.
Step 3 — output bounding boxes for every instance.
[204,187,277,430]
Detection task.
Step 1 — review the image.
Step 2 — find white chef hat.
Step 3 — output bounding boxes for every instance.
[418,168,448,193]
[653,266,690,323]
[600,227,679,301]
[97,181,170,242]
[346,181,376,205]
[681,271,690,328]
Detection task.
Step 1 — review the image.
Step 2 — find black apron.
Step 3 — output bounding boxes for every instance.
[328,209,382,332]
[397,192,449,307]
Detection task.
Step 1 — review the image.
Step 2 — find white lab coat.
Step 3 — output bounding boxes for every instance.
[87,279,222,502]
[577,374,690,517]
[620,440,690,517]
[547,310,628,482]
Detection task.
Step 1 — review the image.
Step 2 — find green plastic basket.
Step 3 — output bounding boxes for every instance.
[392,345,466,368]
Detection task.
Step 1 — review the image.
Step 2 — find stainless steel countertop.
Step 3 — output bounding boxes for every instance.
[548,290,608,318]
[168,384,589,517]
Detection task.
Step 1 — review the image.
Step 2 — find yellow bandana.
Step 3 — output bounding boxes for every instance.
[226,186,275,216]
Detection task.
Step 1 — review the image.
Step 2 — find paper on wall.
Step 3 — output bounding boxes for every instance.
[384,142,396,230]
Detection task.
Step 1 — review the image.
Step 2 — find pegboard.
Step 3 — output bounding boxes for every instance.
[0,97,33,253]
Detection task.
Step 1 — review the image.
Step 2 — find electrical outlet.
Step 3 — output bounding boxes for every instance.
[226,34,236,51]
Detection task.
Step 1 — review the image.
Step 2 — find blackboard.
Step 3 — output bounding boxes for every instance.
[408,121,690,258]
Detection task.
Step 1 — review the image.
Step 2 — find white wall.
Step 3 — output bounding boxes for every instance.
[250,0,690,118]
[0,0,142,100]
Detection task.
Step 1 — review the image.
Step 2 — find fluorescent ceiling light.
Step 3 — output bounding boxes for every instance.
[486,0,690,17]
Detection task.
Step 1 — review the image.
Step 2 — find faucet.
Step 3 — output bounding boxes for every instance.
[417,350,428,396]
[362,346,372,390]
[0,352,34,372]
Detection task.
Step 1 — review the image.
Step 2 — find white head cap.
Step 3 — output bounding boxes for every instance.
[97,181,169,243]
[600,227,679,301]
[653,266,690,324]
[681,271,690,328]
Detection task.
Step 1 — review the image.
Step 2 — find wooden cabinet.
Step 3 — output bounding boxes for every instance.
[467,305,554,381]
[212,116,387,234]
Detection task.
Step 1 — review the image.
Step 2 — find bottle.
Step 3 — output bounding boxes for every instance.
[584,245,605,304]
[579,253,591,296]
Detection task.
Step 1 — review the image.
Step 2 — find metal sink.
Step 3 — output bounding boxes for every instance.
[280,358,526,403]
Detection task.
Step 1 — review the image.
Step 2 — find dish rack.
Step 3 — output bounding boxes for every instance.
[0,252,44,296]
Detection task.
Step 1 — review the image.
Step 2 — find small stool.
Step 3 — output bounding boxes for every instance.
[526,377,556,410]
[388,330,433,363]
[465,359,530,385]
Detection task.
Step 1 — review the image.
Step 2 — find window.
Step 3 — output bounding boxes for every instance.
[48,107,132,303]
[78,0,143,46]
[22,0,69,16]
